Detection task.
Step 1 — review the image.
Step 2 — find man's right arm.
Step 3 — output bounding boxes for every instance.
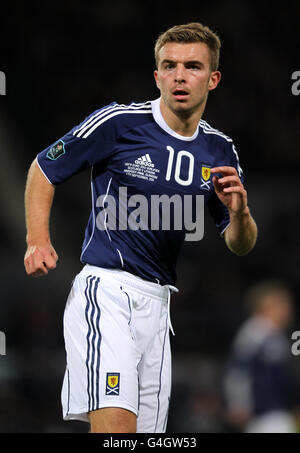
[24,159,58,277]
[24,103,121,276]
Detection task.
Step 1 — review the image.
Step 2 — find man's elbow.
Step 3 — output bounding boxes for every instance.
[224,234,257,256]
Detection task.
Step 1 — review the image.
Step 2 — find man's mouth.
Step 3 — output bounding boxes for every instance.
[172,89,189,100]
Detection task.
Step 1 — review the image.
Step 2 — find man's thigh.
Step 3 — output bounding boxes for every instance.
[137,310,172,433]
[62,272,141,422]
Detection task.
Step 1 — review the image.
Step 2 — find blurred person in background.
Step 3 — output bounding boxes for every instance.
[223,280,298,433]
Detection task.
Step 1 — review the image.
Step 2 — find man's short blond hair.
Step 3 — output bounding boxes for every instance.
[154,22,221,71]
[243,280,293,314]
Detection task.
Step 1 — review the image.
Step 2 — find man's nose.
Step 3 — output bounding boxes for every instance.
[174,65,186,82]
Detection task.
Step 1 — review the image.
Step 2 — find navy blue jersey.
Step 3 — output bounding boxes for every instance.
[37,98,243,285]
[223,317,293,416]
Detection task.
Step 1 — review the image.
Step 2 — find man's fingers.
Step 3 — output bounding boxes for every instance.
[211,166,238,176]
[46,255,58,270]
[51,249,59,263]
[212,175,222,190]
[24,245,58,276]
[223,186,245,194]
[32,267,49,278]
[28,249,49,276]
[37,250,57,271]
[217,175,242,186]
[25,254,48,277]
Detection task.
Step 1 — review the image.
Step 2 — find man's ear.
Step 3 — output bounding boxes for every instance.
[208,71,221,91]
[154,70,160,90]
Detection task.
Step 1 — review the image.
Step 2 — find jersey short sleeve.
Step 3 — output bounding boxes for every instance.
[36,103,118,185]
[208,140,244,235]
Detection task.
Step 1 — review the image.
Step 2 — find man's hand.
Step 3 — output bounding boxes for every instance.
[211,166,247,215]
[211,166,257,255]
[24,241,58,277]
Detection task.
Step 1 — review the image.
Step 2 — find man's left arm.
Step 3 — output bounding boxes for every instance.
[211,166,257,256]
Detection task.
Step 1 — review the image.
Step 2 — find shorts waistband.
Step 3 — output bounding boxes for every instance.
[81,265,178,336]
[80,265,176,301]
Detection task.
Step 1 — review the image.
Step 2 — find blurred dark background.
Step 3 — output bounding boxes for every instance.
[1,0,300,433]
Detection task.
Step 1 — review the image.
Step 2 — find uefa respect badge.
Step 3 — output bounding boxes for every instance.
[46,140,66,160]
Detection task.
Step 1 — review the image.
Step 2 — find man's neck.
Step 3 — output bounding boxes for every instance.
[159,97,206,137]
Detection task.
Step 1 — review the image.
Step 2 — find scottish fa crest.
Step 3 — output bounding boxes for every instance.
[201,165,211,190]
[47,140,66,160]
[106,373,120,395]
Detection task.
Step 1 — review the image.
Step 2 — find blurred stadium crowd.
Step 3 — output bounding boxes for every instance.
[1,0,300,432]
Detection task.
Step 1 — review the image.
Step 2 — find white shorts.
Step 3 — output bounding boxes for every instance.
[61,264,177,433]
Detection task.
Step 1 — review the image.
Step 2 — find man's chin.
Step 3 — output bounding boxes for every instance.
[161,95,205,118]
[171,97,206,117]
[171,100,196,116]
[171,99,191,110]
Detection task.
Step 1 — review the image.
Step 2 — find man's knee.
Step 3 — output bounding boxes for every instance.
[88,407,137,433]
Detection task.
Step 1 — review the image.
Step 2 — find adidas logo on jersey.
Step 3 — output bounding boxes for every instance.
[135,154,154,168]
[124,153,159,182]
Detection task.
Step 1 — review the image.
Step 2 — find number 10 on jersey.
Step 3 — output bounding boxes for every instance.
[165,146,195,186]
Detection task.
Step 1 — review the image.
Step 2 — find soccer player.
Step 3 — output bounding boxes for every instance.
[24,23,257,433]
[223,280,296,433]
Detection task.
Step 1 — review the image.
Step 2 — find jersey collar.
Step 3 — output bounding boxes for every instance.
[151,98,199,142]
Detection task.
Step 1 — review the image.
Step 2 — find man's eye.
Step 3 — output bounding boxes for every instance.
[163,63,175,69]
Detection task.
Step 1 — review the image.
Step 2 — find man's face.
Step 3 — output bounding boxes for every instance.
[262,291,294,329]
[154,42,221,117]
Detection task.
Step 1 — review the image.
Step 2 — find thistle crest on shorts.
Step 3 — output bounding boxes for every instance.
[106,373,120,395]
